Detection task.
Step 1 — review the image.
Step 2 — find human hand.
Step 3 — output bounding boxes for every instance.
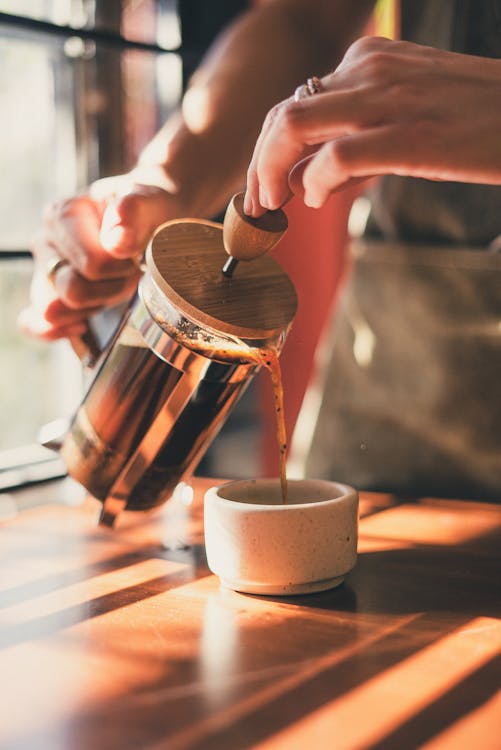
[19,172,183,342]
[244,36,501,215]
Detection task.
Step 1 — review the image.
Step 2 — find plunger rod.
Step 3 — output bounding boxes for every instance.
[222,255,240,278]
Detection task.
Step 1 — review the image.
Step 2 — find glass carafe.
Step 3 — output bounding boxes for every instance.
[60,219,297,526]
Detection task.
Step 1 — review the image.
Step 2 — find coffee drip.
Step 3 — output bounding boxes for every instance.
[246,346,288,503]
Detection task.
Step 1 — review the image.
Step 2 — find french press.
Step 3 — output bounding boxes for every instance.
[60,197,297,526]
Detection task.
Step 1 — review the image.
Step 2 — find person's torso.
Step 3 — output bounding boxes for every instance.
[366,0,501,246]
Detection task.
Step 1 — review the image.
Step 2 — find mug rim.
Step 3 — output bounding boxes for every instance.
[205,477,357,511]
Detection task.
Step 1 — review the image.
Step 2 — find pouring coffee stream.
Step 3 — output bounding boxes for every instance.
[54,193,295,526]
[221,193,290,501]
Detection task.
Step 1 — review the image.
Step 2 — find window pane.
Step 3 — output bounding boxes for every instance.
[0,33,181,249]
[0,1,181,49]
[0,33,77,250]
[0,259,82,452]
[123,0,181,48]
[0,2,182,464]
[0,1,80,27]
[123,50,181,168]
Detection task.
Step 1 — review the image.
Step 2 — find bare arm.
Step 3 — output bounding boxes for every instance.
[21,0,374,341]
[136,0,376,218]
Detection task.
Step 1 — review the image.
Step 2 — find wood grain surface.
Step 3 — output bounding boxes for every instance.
[0,478,500,750]
[223,193,288,262]
[147,220,297,340]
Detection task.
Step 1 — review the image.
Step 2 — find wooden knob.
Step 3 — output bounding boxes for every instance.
[223,192,288,262]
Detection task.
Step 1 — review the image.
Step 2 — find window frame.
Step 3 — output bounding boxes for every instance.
[0,2,181,491]
[0,0,249,493]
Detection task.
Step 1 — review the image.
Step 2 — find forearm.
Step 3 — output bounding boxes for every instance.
[136,0,375,217]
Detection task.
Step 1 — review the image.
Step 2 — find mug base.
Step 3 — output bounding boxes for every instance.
[219,574,346,596]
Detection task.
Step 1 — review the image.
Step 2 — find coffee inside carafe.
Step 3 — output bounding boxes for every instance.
[60,219,297,526]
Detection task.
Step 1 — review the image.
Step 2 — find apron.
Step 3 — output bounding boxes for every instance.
[297,1,501,499]
[301,240,501,500]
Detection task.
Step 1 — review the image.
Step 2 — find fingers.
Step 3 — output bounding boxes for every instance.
[288,153,369,201]
[18,306,89,342]
[46,259,143,311]
[301,125,411,208]
[20,259,139,341]
[245,84,388,216]
[19,260,92,340]
[245,96,324,215]
[42,195,138,279]
[25,177,176,341]
[244,103,292,217]
[243,36,450,215]
[30,214,138,328]
[23,236,142,340]
[93,181,178,259]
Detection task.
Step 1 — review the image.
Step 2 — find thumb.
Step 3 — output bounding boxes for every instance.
[99,185,175,259]
[99,199,136,256]
[289,153,372,202]
[288,154,315,199]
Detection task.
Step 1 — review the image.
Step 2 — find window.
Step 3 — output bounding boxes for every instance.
[0,0,182,490]
[0,0,252,496]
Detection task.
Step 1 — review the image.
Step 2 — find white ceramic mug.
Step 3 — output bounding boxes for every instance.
[204,478,358,596]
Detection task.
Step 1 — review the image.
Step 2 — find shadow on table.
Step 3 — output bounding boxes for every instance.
[6,533,500,750]
[4,498,500,750]
[273,541,501,618]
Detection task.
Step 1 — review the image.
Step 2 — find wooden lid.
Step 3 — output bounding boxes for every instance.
[146,219,297,340]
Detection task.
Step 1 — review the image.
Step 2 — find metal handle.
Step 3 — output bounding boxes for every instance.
[70,326,102,369]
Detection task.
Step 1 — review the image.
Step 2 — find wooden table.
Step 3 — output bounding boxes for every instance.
[0,478,500,750]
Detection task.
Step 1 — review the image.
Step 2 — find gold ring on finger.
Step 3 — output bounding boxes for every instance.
[46,257,70,288]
